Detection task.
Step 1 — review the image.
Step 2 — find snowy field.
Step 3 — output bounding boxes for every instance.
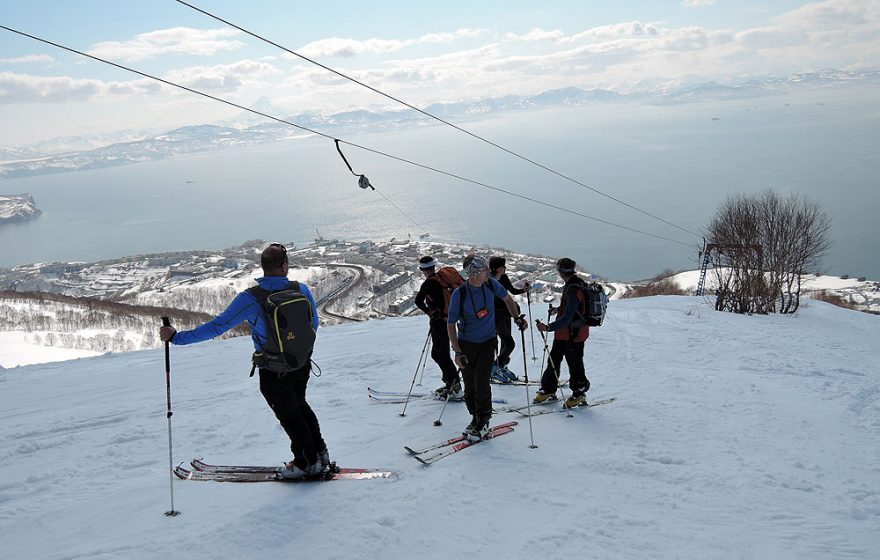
[1,296,878,559]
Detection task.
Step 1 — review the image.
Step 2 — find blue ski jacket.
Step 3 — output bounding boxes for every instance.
[170,275,319,350]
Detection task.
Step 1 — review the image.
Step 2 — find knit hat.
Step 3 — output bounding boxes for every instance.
[418,256,437,270]
[464,255,489,276]
[556,257,576,274]
[489,256,506,272]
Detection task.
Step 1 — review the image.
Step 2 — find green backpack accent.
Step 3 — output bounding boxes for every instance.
[248,281,316,374]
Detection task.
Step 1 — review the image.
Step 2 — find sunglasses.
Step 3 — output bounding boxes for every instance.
[268,242,287,254]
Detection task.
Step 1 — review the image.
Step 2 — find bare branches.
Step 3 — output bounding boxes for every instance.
[705,189,832,315]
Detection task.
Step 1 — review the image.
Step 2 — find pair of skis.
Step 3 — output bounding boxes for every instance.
[367,387,508,405]
[174,460,396,483]
[404,421,518,465]
[495,397,616,416]
[490,378,569,387]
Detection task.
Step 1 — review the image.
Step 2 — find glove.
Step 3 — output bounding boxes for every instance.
[514,314,527,332]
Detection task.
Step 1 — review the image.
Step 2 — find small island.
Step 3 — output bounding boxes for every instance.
[0,193,42,224]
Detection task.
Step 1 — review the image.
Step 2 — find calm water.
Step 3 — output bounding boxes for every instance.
[2,85,878,281]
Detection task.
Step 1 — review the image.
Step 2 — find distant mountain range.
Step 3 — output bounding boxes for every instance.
[1,69,877,179]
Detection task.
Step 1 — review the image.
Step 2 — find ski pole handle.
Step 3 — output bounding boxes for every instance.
[161,317,173,419]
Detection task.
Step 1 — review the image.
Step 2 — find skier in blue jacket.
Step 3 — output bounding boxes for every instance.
[447,255,526,441]
[159,243,328,479]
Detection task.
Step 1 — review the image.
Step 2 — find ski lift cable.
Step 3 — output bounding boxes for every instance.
[175,0,704,241]
[0,24,693,247]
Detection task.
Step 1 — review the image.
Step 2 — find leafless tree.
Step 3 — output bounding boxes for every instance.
[706,189,831,315]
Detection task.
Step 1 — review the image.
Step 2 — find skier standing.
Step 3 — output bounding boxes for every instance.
[414,256,463,398]
[447,255,526,440]
[489,256,529,382]
[534,257,591,408]
[159,243,328,479]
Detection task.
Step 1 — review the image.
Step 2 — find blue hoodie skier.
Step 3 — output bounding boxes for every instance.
[159,243,327,478]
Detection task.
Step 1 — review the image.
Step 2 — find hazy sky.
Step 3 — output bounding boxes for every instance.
[1,0,879,145]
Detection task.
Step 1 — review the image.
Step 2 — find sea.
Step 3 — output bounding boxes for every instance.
[1,85,878,281]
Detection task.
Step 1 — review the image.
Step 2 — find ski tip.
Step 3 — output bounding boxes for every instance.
[173,465,193,480]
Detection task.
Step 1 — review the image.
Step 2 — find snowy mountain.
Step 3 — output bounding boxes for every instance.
[0,193,41,223]
[2,69,876,179]
[0,295,877,559]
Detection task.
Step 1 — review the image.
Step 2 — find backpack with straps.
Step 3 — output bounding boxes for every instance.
[248,281,316,374]
[433,266,464,316]
[569,280,607,328]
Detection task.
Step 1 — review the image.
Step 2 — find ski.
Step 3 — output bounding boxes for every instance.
[190,459,371,475]
[515,397,616,417]
[175,462,396,483]
[413,425,517,465]
[493,396,559,414]
[367,387,428,398]
[490,378,568,387]
[367,387,507,405]
[404,421,518,455]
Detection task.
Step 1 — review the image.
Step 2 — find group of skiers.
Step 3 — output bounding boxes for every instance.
[158,243,593,478]
[416,253,593,440]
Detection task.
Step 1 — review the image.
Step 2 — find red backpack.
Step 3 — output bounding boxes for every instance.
[433,266,464,316]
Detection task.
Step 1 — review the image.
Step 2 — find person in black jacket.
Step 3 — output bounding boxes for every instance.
[489,256,529,382]
[414,256,461,398]
[535,257,591,408]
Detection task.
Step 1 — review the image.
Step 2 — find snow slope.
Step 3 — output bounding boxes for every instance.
[1,296,878,559]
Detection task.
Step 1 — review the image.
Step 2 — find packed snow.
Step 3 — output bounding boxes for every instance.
[1,295,877,559]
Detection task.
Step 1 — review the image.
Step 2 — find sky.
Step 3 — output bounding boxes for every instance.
[1,294,878,559]
[2,0,879,145]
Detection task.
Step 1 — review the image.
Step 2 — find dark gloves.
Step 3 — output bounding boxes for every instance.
[514,314,527,331]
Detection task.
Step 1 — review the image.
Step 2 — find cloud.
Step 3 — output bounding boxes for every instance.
[87,27,245,62]
[681,0,716,7]
[0,72,101,103]
[0,71,163,104]
[0,54,55,64]
[293,28,489,58]
[163,60,282,92]
[504,28,566,43]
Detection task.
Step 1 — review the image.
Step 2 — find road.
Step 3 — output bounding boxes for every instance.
[315,263,367,323]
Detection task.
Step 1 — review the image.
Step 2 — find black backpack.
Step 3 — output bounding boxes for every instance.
[248,281,316,374]
[569,280,607,327]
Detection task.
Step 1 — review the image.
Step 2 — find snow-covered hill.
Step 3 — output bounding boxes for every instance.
[1,296,877,559]
[0,193,41,223]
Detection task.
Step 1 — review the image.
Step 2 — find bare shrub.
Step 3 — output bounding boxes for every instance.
[705,189,831,315]
[624,277,687,298]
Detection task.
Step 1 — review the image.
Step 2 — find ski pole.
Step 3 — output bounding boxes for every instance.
[526,287,537,361]
[518,321,537,448]
[400,328,431,417]
[416,336,432,386]
[539,304,553,376]
[161,317,180,517]
[539,328,572,418]
[433,368,460,427]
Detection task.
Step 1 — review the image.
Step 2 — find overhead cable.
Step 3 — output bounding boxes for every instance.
[176,0,704,240]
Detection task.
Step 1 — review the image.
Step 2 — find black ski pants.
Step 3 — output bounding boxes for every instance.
[459,337,497,418]
[259,365,326,469]
[495,316,516,368]
[540,339,590,396]
[430,318,459,387]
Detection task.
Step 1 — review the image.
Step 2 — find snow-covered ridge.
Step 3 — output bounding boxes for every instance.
[1,69,877,179]
[0,239,573,367]
[0,193,41,223]
[1,237,875,369]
